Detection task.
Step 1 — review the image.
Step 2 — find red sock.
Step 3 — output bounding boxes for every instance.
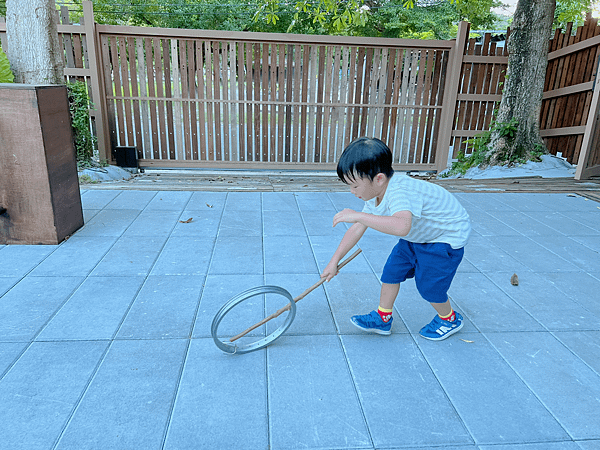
[378,307,393,323]
[439,310,456,322]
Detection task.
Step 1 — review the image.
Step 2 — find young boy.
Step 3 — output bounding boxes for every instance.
[321,137,471,340]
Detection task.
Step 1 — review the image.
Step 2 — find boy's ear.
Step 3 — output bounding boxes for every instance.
[374,173,387,184]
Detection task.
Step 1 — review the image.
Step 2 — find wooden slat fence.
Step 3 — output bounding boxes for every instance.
[98,28,457,171]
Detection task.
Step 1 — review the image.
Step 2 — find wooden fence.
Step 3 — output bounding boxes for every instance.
[1,2,599,178]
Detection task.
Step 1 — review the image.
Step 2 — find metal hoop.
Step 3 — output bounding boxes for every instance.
[211,285,296,354]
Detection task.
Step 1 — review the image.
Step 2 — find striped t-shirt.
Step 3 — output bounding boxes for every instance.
[362,173,471,249]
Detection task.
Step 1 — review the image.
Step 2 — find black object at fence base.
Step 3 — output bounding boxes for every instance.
[114,146,138,168]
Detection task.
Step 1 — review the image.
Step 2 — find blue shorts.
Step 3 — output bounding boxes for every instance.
[381,240,464,304]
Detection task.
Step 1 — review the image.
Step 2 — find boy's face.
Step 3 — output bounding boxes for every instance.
[346,174,386,202]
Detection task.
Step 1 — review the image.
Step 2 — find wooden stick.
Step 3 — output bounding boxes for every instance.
[229,248,362,342]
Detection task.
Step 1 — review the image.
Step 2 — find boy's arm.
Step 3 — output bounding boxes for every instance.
[321,222,367,281]
[333,208,412,237]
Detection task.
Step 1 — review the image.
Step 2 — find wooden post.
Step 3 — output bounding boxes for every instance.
[575,55,600,180]
[0,85,84,244]
[82,0,109,162]
[434,21,469,174]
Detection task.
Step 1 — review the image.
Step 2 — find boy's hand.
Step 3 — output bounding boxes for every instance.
[333,208,360,227]
[321,260,340,282]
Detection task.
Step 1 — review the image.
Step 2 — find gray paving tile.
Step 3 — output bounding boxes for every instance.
[193,274,265,339]
[218,208,262,237]
[82,208,100,222]
[90,235,167,277]
[531,193,600,212]
[418,333,569,445]
[529,235,600,273]
[164,338,268,450]
[553,331,600,375]
[171,210,222,238]
[151,236,215,276]
[465,193,519,211]
[75,208,140,237]
[186,191,227,211]
[263,209,307,236]
[56,339,187,450]
[0,341,107,450]
[301,209,349,236]
[264,235,319,274]
[577,440,600,449]
[144,191,192,211]
[569,211,600,231]
[468,209,522,236]
[570,235,600,252]
[0,342,27,374]
[488,235,580,273]
[0,244,57,278]
[463,234,531,274]
[487,331,600,439]
[485,272,600,331]
[262,192,300,211]
[209,236,262,275]
[490,210,565,237]
[450,273,544,332]
[541,272,600,315]
[294,192,336,211]
[479,442,581,450]
[494,193,557,212]
[79,190,122,210]
[323,273,410,334]
[123,209,181,237]
[0,276,84,341]
[105,190,157,210]
[265,273,337,335]
[36,276,145,341]
[0,277,19,297]
[117,275,205,339]
[327,191,364,211]
[29,236,118,277]
[342,333,473,447]
[526,211,600,236]
[267,335,372,449]
[224,191,261,210]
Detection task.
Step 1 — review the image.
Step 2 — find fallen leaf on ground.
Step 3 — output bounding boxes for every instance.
[206,203,213,208]
[461,339,474,343]
[179,217,193,223]
[511,273,519,286]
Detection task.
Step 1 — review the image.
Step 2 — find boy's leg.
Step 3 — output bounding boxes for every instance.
[350,282,400,335]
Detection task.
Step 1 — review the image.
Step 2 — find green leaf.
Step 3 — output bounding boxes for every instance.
[0,47,14,83]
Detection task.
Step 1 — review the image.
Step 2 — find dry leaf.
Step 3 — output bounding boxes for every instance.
[510,273,519,286]
[460,339,474,343]
[206,203,213,208]
[179,217,193,223]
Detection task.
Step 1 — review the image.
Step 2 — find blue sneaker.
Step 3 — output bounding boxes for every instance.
[419,312,463,341]
[350,310,392,335]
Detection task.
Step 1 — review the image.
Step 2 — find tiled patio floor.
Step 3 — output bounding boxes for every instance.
[0,189,599,449]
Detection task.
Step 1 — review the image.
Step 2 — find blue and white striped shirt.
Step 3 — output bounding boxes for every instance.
[362,173,471,249]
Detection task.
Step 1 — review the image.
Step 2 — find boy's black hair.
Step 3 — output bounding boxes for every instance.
[337,137,394,183]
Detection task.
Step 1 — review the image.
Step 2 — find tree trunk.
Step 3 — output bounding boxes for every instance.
[486,0,556,165]
[5,0,64,85]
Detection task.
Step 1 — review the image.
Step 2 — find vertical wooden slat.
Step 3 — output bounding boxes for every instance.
[246,43,254,161]
[213,41,223,161]
[196,41,207,161]
[101,36,118,156]
[145,38,160,159]
[300,45,311,162]
[110,37,126,147]
[344,47,357,147]
[171,40,183,159]
[337,47,350,155]
[329,46,342,163]
[381,48,395,145]
[221,42,231,161]
[229,42,238,162]
[162,39,176,160]
[307,45,319,161]
[292,44,303,161]
[253,43,261,161]
[270,43,278,161]
[136,39,151,159]
[237,42,246,162]
[127,37,142,157]
[397,49,412,163]
[352,47,366,140]
[321,45,334,162]
[314,46,327,162]
[389,49,404,161]
[189,40,199,161]
[404,50,419,163]
[359,47,374,137]
[284,44,295,162]
[179,39,191,160]
[153,39,167,159]
[261,43,269,161]
[411,50,426,163]
[205,41,215,160]
[118,36,134,146]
